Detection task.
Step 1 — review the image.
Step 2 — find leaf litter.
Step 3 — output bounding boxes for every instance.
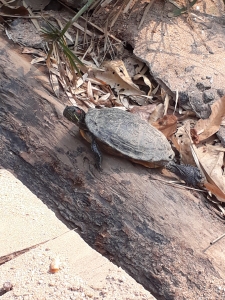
[3,0,225,208]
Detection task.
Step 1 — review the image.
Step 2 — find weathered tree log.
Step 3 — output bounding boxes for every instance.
[1,36,225,299]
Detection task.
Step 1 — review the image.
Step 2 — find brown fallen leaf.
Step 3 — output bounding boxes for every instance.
[163,93,170,116]
[195,144,225,199]
[172,121,196,165]
[130,104,157,122]
[152,114,177,139]
[190,128,199,144]
[50,72,59,98]
[133,74,152,95]
[149,103,164,123]
[90,61,144,97]
[170,134,181,152]
[204,181,225,203]
[194,96,225,141]
[22,47,46,57]
[31,57,46,65]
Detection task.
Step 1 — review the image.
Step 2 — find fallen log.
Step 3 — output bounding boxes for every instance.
[0,36,225,299]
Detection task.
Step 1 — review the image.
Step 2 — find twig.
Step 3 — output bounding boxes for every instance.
[22,0,41,31]
[149,176,205,192]
[210,233,225,245]
[0,228,77,265]
[138,0,156,29]
[203,232,225,253]
[80,16,123,44]
[0,14,42,18]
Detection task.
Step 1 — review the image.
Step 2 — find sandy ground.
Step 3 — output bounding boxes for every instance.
[0,169,155,299]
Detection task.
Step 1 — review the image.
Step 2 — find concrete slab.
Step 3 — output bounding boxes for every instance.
[0,169,155,299]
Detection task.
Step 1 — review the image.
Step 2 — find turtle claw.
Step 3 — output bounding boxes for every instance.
[94,163,102,172]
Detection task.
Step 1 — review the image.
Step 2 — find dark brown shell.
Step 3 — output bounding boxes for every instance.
[85,108,174,166]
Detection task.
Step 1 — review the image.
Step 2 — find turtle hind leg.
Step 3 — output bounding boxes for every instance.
[91,139,102,170]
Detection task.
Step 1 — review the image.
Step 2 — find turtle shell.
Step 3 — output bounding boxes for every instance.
[85,108,174,166]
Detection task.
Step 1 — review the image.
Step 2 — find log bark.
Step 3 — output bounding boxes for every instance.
[1,36,225,299]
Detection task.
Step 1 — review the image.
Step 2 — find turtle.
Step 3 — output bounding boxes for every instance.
[63,106,203,186]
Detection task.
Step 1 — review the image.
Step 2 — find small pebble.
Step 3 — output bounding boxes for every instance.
[217,89,225,97]
[38,280,43,284]
[3,281,13,291]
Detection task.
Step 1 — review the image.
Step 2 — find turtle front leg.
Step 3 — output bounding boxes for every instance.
[91,139,102,170]
[81,130,102,170]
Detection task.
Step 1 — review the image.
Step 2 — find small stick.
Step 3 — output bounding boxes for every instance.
[203,232,225,252]
[0,14,42,18]
[149,176,205,192]
[210,233,225,245]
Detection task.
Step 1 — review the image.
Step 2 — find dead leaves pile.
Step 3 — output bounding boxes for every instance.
[173,97,225,205]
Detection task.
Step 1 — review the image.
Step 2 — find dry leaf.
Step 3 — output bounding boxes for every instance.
[87,80,94,102]
[148,103,164,123]
[91,61,144,96]
[163,93,170,115]
[31,57,46,65]
[190,128,199,144]
[152,114,177,139]
[195,144,225,197]
[170,134,180,152]
[99,93,110,101]
[152,84,159,95]
[50,73,59,97]
[204,182,225,202]
[194,96,225,141]
[65,91,77,106]
[119,95,130,109]
[133,74,152,95]
[173,122,196,165]
[130,104,157,123]
[22,48,46,57]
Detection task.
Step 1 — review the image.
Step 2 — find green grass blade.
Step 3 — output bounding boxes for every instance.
[60,0,95,37]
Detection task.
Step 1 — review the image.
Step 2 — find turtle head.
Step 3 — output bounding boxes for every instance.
[63,106,86,129]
